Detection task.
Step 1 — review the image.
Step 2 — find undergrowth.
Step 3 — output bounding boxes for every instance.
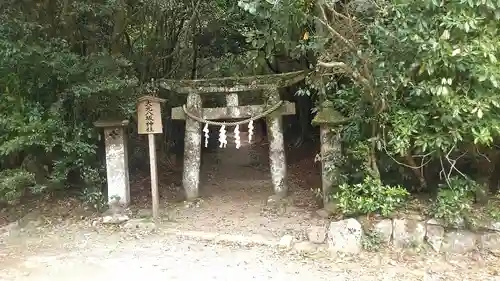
[362,231,384,251]
[0,168,45,205]
[332,175,409,218]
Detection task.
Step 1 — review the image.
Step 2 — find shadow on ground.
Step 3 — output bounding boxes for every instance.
[131,134,324,239]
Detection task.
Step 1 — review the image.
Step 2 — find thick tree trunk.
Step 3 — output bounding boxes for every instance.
[111,0,126,55]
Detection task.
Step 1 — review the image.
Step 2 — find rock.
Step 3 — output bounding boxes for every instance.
[485,221,500,232]
[492,222,500,231]
[279,235,294,248]
[479,232,500,252]
[323,201,338,214]
[184,198,204,208]
[136,209,153,218]
[17,210,42,228]
[373,219,393,243]
[267,194,284,204]
[427,217,465,228]
[327,218,363,254]
[308,226,327,244]
[0,222,20,236]
[105,198,127,215]
[392,219,425,248]
[426,218,441,226]
[406,212,424,221]
[315,201,338,218]
[263,195,290,216]
[356,216,372,232]
[101,199,130,224]
[425,223,445,252]
[102,214,129,224]
[214,233,273,246]
[123,219,157,231]
[441,231,477,253]
[91,219,101,227]
[293,241,318,253]
[315,209,331,219]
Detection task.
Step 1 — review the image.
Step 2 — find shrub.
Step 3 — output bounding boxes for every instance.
[79,166,107,211]
[362,230,384,251]
[333,175,409,217]
[431,177,477,227]
[0,168,43,204]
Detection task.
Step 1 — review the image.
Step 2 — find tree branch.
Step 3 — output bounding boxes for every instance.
[160,0,202,61]
[316,4,358,52]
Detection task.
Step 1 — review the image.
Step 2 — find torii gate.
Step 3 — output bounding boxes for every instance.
[160,71,307,201]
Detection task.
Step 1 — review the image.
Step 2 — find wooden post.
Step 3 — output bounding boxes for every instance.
[148,133,159,218]
[183,92,203,201]
[137,95,165,219]
[264,87,288,198]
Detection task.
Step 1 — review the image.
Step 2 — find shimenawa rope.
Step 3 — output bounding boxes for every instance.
[181,101,283,126]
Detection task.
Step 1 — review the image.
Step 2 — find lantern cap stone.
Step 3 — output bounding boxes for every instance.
[312,101,347,126]
[137,95,166,103]
[94,120,130,128]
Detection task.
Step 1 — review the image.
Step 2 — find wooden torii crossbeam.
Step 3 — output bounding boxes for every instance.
[160,71,307,201]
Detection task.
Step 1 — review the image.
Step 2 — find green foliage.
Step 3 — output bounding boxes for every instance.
[79,166,107,211]
[371,0,500,157]
[362,230,384,251]
[0,168,43,204]
[1,0,498,219]
[0,2,138,199]
[343,141,375,180]
[297,0,500,216]
[333,176,409,217]
[80,186,107,212]
[486,201,500,221]
[237,0,315,68]
[0,0,272,204]
[431,177,477,227]
[306,0,500,166]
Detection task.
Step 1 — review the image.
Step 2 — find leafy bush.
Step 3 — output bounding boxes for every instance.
[79,166,107,211]
[486,200,500,221]
[80,186,107,212]
[431,177,477,227]
[362,230,384,252]
[0,168,43,204]
[305,0,500,201]
[333,176,409,217]
[0,10,137,197]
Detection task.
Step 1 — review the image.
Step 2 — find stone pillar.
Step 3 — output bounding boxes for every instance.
[320,125,341,207]
[264,87,288,197]
[94,120,130,206]
[312,101,344,208]
[183,92,203,200]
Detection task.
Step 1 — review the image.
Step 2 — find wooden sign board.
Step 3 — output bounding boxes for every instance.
[137,95,166,134]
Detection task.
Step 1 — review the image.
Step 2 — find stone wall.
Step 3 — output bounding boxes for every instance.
[304,217,500,254]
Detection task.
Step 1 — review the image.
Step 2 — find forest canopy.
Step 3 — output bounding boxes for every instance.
[1,0,500,224]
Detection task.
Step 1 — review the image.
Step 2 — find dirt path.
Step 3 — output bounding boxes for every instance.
[1,139,499,280]
[1,223,499,281]
[0,229,334,281]
[162,141,323,239]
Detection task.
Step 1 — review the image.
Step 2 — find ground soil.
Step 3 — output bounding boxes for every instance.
[1,137,500,280]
